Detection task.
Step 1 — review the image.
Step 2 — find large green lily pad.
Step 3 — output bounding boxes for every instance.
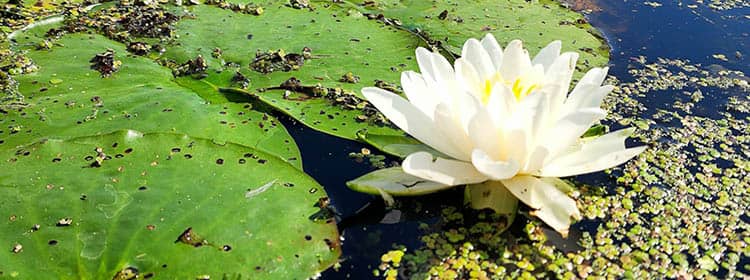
[346,0,609,73]
[164,3,417,140]
[0,130,339,279]
[3,31,302,168]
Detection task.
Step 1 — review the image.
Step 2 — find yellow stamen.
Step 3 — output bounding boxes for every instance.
[481,72,538,103]
[482,79,493,104]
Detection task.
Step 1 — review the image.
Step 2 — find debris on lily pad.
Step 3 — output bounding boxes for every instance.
[61,0,181,43]
[250,48,310,74]
[126,41,151,56]
[173,55,208,77]
[205,0,264,15]
[89,48,122,77]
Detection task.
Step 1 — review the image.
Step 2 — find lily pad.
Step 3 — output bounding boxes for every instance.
[346,0,610,75]
[163,3,418,140]
[3,32,302,168]
[346,167,453,196]
[0,130,339,279]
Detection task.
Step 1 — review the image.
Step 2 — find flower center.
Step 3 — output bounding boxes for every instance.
[481,72,538,104]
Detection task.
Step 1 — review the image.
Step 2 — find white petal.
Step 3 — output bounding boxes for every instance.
[500,175,554,209]
[461,38,495,80]
[454,58,483,98]
[522,146,549,174]
[403,151,488,185]
[540,108,607,159]
[362,87,465,159]
[499,40,532,82]
[544,52,579,115]
[467,108,503,158]
[346,167,453,196]
[531,40,561,69]
[415,47,436,81]
[430,49,455,82]
[433,103,474,161]
[540,129,647,177]
[520,89,553,171]
[401,71,439,116]
[501,176,580,236]
[486,84,515,125]
[503,129,527,167]
[564,84,614,114]
[471,149,520,180]
[507,91,545,153]
[571,67,609,95]
[480,33,503,70]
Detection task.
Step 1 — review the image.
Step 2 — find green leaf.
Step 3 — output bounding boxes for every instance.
[356,131,447,158]
[347,0,610,76]
[0,130,339,279]
[163,4,418,140]
[581,124,607,138]
[464,181,519,232]
[5,32,302,168]
[346,167,455,196]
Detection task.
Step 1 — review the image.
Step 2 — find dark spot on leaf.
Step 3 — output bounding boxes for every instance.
[184,154,193,159]
[138,186,148,191]
[48,240,58,245]
[305,235,312,241]
[115,154,124,158]
[257,159,267,164]
[216,158,224,165]
[52,157,61,162]
[175,227,207,247]
[171,148,181,153]
[124,148,133,154]
[222,245,232,251]
[238,158,246,164]
[112,267,138,280]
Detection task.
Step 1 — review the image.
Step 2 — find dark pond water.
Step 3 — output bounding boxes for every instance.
[275,1,749,278]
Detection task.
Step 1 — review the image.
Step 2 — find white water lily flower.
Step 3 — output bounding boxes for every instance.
[360,34,646,235]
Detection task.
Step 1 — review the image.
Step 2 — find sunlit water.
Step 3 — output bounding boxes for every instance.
[273,1,750,278]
